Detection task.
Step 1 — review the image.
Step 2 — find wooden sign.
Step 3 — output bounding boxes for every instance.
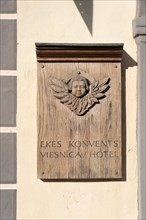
[36,43,124,180]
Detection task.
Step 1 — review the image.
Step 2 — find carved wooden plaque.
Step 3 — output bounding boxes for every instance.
[36,44,124,180]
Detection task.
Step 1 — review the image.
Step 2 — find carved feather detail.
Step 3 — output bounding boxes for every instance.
[49,76,110,116]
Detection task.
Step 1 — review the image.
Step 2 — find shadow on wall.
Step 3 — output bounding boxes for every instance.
[121,50,137,183]
[122,50,137,71]
[73,0,93,35]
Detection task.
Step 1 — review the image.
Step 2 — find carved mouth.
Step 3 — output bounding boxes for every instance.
[76,92,83,97]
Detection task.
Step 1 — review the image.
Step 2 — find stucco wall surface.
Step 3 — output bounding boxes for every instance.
[17,1,138,219]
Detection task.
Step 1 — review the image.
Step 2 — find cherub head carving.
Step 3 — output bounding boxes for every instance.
[68,75,89,98]
[49,70,110,116]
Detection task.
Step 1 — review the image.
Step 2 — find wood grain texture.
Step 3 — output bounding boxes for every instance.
[37,62,123,180]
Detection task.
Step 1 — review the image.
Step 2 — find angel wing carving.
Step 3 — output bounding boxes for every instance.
[49,76,110,116]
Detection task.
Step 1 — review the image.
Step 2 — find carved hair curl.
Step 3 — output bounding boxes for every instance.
[68,76,89,91]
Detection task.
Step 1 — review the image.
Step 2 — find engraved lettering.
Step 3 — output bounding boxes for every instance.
[113,140,119,147]
[89,141,96,147]
[40,152,47,157]
[96,151,103,158]
[95,141,101,147]
[108,140,113,147]
[41,141,45,148]
[69,141,75,147]
[75,141,81,147]
[68,152,75,158]
[52,141,56,147]
[46,141,51,147]
[103,151,109,157]
[50,152,54,158]
[40,141,62,148]
[57,141,62,147]
[90,151,96,157]
[101,141,108,147]
[59,152,66,158]
[82,141,88,147]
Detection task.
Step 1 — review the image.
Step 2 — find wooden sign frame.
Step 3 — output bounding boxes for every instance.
[36,43,125,181]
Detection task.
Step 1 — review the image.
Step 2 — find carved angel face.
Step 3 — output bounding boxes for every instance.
[71,80,87,98]
[49,75,110,115]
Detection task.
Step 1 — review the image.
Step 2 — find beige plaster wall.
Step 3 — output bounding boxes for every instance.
[17,1,138,219]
